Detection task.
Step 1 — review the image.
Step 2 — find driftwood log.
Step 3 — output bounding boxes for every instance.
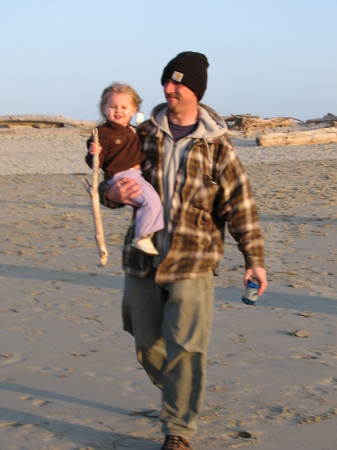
[223,114,302,134]
[306,113,337,125]
[0,115,97,129]
[256,126,337,147]
[223,114,258,130]
[83,128,108,266]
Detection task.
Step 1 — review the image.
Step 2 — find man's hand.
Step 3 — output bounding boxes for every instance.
[106,177,142,207]
[244,267,267,296]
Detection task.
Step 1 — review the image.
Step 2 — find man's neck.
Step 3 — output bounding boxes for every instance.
[168,106,199,126]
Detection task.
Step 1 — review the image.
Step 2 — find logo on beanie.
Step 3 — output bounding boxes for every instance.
[172,71,184,82]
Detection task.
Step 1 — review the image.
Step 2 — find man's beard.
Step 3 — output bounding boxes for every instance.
[166,95,179,112]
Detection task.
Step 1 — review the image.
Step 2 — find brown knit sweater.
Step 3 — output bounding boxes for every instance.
[85,121,145,180]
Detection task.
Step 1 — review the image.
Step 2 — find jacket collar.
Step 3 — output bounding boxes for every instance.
[150,102,228,141]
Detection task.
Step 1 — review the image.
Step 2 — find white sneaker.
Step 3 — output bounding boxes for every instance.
[132,236,159,256]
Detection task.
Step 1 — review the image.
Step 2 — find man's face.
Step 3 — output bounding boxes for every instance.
[163,80,198,114]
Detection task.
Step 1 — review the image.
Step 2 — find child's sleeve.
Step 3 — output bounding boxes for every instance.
[85,136,94,168]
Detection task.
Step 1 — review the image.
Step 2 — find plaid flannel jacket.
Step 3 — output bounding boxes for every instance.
[99,104,264,284]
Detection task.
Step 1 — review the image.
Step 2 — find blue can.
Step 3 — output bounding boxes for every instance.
[242,277,260,305]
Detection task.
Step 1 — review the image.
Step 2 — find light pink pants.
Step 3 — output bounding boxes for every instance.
[109,168,164,238]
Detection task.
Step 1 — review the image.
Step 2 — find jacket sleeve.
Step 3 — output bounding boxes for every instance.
[85,136,94,168]
[85,134,107,170]
[216,147,265,269]
[98,180,124,210]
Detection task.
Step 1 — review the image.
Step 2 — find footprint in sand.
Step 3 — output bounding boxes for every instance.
[26,330,44,341]
[20,395,51,407]
[0,353,24,366]
[207,384,231,393]
[228,430,261,444]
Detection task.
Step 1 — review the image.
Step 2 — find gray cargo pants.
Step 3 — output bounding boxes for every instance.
[122,268,214,438]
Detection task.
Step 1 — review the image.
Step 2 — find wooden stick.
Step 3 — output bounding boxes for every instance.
[82,177,91,195]
[83,128,108,266]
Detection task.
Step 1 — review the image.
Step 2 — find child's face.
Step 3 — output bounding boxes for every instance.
[103,92,137,126]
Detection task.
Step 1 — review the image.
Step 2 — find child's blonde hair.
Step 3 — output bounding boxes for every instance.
[99,82,142,121]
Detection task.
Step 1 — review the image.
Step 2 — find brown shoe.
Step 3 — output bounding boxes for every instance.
[161,435,194,449]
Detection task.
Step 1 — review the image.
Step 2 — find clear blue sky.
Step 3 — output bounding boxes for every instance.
[1,0,336,122]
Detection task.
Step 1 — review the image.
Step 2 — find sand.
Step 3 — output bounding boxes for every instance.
[0,126,336,449]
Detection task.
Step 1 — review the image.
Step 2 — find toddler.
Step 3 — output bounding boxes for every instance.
[85,82,164,256]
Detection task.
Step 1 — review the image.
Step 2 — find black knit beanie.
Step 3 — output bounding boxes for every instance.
[161,51,209,101]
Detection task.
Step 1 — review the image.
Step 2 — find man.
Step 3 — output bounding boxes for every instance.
[100,51,267,450]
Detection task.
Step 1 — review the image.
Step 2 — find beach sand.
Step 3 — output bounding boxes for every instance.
[0,126,336,449]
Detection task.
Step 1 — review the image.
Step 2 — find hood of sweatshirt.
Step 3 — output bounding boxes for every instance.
[149,102,228,142]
